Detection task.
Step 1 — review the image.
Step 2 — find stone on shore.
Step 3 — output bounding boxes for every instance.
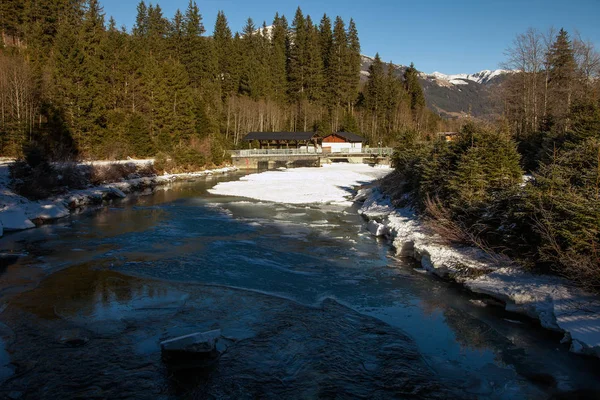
[160,329,221,355]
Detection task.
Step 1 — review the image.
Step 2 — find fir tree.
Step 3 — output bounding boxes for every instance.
[327,16,347,109]
[547,28,577,132]
[319,14,333,71]
[133,1,148,37]
[304,16,324,103]
[168,9,185,59]
[288,7,308,101]
[344,18,361,110]
[270,13,288,103]
[404,62,426,114]
[213,11,236,98]
[365,53,385,114]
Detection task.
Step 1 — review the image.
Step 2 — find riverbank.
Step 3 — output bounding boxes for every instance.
[355,185,600,359]
[0,160,238,237]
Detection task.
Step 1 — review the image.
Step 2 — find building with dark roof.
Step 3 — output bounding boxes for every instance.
[243,132,322,149]
[322,132,365,153]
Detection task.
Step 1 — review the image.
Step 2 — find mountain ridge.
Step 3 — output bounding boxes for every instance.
[360,55,510,119]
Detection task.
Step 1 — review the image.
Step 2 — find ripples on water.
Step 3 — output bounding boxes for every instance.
[1,175,600,399]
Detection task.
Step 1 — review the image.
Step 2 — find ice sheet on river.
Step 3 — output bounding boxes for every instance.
[208,164,392,204]
[0,266,461,398]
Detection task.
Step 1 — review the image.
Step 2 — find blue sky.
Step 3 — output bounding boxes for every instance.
[100,0,600,75]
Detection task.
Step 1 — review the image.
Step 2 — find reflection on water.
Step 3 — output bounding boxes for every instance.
[1,173,600,399]
[2,265,462,399]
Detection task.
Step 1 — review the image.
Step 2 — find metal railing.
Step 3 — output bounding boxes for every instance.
[230,147,394,157]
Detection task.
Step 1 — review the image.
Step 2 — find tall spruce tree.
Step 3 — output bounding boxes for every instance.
[327,16,347,116]
[344,18,361,110]
[547,28,577,132]
[133,1,148,37]
[168,9,185,59]
[304,16,324,103]
[270,13,288,104]
[319,15,333,71]
[404,62,425,114]
[213,11,236,98]
[288,7,308,101]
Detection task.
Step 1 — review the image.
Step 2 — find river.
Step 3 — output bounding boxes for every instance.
[0,167,599,399]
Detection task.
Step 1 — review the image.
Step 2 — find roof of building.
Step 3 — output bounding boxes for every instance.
[244,132,320,141]
[324,132,366,142]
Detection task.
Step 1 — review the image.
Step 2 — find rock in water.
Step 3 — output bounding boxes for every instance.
[160,329,221,369]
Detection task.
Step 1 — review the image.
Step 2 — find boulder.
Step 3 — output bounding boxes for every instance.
[160,329,221,368]
[109,186,127,199]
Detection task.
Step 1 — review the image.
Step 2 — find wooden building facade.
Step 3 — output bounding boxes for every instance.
[322,132,365,153]
[244,132,322,150]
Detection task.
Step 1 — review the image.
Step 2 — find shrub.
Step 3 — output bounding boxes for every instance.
[90,163,138,185]
[529,136,600,289]
[10,160,60,200]
[153,148,207,174]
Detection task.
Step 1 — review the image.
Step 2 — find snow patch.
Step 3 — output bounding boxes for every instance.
[209,164,391,205]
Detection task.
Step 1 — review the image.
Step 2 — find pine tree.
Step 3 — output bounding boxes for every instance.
[168,9,185,59]
[78,0,108,154]
[133,1,148,37]
[304,16,324,103]
[404,62,426,114]
[547,28,577,132]
[102,17,130,153]
[239,18,269,99]
[181,1,216,90]
[213,11,236,98]
[344,18,361,110]
[146,4,168,55]
[327,16,346,113]
[288,7,308,101]
[270,13,288,103]
[319,14,332,71]
[364,53,386,141]
[365,53,385,114]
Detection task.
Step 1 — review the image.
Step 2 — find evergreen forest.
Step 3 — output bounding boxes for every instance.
[0,0,441,165]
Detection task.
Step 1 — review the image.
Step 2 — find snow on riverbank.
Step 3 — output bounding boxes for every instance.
[357,187,600,358]
[209,163,392,204]
[0,160,237,236]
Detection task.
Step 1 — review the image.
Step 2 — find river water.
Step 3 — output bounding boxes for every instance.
[1,171,599,399]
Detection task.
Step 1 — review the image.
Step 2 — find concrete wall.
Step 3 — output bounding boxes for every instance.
[232,155,321,170]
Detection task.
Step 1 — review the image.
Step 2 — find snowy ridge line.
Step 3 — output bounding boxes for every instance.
[356,187,600,359]
[0,163,238,237]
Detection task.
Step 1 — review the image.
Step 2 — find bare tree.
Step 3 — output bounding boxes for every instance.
[0,54,39,155]
[503,28,545,134]
[573,31,600,97]
[541,27,557,121]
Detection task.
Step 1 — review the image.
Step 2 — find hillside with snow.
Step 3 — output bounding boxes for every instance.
[423,69,512,86]
[360,55,511,119]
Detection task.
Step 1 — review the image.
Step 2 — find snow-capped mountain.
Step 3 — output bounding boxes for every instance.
[360,55,512,119]
[422,69,512,86]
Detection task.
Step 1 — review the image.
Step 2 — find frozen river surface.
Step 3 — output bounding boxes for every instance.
[1,164,599,399]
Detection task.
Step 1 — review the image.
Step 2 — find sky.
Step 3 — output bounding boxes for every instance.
[100,0,600,75]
